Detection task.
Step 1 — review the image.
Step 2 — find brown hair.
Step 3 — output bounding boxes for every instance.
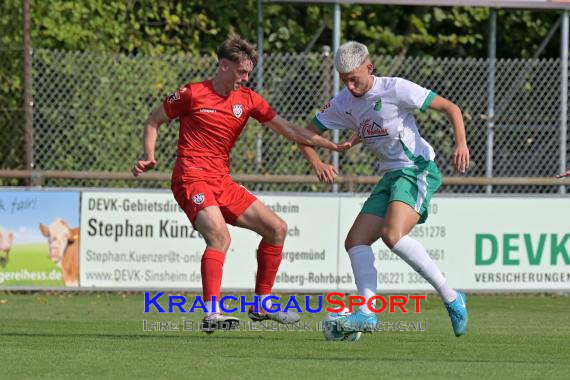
[217,34,258,66]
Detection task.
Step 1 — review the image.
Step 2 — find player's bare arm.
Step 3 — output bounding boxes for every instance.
[555,170,570,178]
[132,104,170,177]
[263,115,351,152]
[429,95,470,173]
[297,123,339,184]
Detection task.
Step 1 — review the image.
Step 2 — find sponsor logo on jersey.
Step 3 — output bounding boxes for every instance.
[199,108,216,113]
[232,104,243,118]
[192,193,205,205]
[166,89,181,103]
[360,118,388,139]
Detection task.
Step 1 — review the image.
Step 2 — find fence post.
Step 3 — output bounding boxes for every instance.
[322,46,331,104]
[321,46,333,191]
[255,132,263,173]
[486,9,496,195]
[23,0,34,185]
[331,3,341,193]
[560,10,568,195]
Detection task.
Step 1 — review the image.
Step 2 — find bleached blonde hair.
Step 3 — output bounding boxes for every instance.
[334,41,369,73]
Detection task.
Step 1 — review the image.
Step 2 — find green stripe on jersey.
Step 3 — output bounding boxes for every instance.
[399,139,430,169]
[420,91,437,113]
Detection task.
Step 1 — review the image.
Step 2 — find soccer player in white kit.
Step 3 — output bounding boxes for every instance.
[299,41,470,337]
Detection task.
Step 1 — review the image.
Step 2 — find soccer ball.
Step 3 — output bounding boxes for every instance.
[322,308,362,342]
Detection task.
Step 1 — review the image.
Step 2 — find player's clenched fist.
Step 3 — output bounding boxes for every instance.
[132,159,156,177]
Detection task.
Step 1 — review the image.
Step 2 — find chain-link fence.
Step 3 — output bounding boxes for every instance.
[2,48,569,193]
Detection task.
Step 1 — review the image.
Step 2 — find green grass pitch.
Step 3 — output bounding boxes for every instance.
[0,293,568,379]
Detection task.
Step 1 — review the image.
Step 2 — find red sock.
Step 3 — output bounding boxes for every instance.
[255,241,283,295]
[201,248,225,302]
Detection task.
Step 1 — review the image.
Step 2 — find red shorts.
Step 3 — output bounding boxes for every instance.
[171,175,257,226]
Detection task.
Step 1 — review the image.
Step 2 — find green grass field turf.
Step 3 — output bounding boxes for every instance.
[0,293,568,379]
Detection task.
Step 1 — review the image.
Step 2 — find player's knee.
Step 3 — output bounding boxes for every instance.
[273,218,288,241]
[204,229,231,252]
[216,235,232,252]
[220,234,232,252]
[344,235,357,252]
[380,227,400,249]
[344,232,364,251]
[263,218,287,244]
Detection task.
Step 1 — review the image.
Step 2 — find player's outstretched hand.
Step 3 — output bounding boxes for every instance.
[453,143,470,173]
[555,170,570,178]
[132,159,157,177]
[335,132,362,152]
[314,163,338,184]
[335,141,353,152]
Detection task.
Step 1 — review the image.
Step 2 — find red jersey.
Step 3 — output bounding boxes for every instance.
[163,80,276,178]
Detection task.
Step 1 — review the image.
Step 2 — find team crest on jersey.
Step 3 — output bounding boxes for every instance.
[232,104,243,118]
[374,100,382,112]
[192,193,205,205]
[166,89,181,103]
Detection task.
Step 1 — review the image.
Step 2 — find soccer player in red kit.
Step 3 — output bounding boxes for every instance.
[133,35,351,332]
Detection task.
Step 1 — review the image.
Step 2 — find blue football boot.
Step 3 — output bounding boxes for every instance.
[445,291,468,337]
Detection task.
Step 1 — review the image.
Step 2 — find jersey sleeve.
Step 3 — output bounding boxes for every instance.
[312,94,354,132]
[162,85,192,119]
[250,91,277,123]
[394,78,437,113]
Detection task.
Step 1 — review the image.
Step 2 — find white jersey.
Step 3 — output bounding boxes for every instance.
[314,76,436,174]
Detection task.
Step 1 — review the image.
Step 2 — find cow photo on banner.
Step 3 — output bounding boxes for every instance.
[0,190,80,287]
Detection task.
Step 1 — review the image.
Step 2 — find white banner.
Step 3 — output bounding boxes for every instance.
[80,192,342,290]
[80,192,205,288]
[338,197,570,292]
[445,198,570,290]
[79,191,570,291]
